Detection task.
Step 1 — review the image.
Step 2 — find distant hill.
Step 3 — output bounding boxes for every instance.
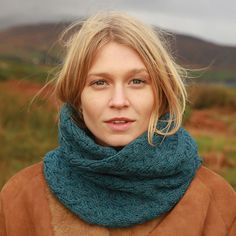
[0,22,236,84]
[0,23,67,64]
[170,33,236,70]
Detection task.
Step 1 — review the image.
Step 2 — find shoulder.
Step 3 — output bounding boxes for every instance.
[196,165,236,198]
[195,166,236,228]
[0,162,54,235]
[1,162,45,199]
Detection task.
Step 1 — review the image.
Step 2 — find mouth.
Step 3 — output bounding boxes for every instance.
[104,117,135,131]
[105,117,135,123]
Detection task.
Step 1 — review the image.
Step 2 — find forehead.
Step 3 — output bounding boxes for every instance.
[88,42,147,74]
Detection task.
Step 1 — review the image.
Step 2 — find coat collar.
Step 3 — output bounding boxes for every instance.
[45,166,221,236]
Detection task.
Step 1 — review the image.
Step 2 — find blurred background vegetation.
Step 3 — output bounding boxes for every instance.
[0,23,236,190]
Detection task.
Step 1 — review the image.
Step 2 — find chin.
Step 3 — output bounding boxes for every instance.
[97,135,136,147]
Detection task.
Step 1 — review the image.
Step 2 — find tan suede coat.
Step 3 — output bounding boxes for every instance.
[0,162,236,236]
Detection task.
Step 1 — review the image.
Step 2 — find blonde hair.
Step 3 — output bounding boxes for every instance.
[55,11,187,144]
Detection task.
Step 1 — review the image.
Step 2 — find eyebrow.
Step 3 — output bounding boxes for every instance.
[87,68,149,78]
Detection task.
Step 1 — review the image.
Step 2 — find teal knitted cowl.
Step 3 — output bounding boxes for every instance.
[44,104,202,228]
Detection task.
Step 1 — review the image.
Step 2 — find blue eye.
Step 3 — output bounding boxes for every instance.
[95,80,105,85]
[131,78,146,85]
[91,80,108,87]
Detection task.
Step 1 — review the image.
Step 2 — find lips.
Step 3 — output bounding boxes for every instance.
[105,117,134,123]
[104,117,135,131]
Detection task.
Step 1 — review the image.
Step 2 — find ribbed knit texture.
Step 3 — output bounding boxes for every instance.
[44,104,202,228]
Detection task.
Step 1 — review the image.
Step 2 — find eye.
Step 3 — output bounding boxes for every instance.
[132,79,144,84]
[90,80,109,88]
[130,78,146,86]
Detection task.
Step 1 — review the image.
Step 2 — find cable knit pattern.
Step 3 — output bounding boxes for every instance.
[44,104,202,228]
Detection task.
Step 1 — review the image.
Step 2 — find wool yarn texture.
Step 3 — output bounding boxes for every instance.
[44,104,202,227]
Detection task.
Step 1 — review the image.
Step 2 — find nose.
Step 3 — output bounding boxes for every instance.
[108,85,130,109]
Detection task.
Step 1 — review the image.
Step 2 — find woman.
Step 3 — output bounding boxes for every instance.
[1,12,236,236]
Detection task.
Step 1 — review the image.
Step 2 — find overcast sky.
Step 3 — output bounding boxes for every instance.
[0,0,236,46]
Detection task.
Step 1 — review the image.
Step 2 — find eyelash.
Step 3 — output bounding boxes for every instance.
[89,78,147,88]
[130,78,146,85]
[91,80,108,86]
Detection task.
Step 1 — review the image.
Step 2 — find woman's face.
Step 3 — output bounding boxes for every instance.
[81,42,154,146]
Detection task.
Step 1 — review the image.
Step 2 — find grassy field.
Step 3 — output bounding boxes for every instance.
[0,57,54,83]
[185,108,236,189]
[189,70,236,84]
[0,79,236,190]
[0,83,58,187]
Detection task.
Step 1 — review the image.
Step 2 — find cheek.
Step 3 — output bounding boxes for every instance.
[135,91,155,115]
[81,91,106,122]
[81,91,93,122]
